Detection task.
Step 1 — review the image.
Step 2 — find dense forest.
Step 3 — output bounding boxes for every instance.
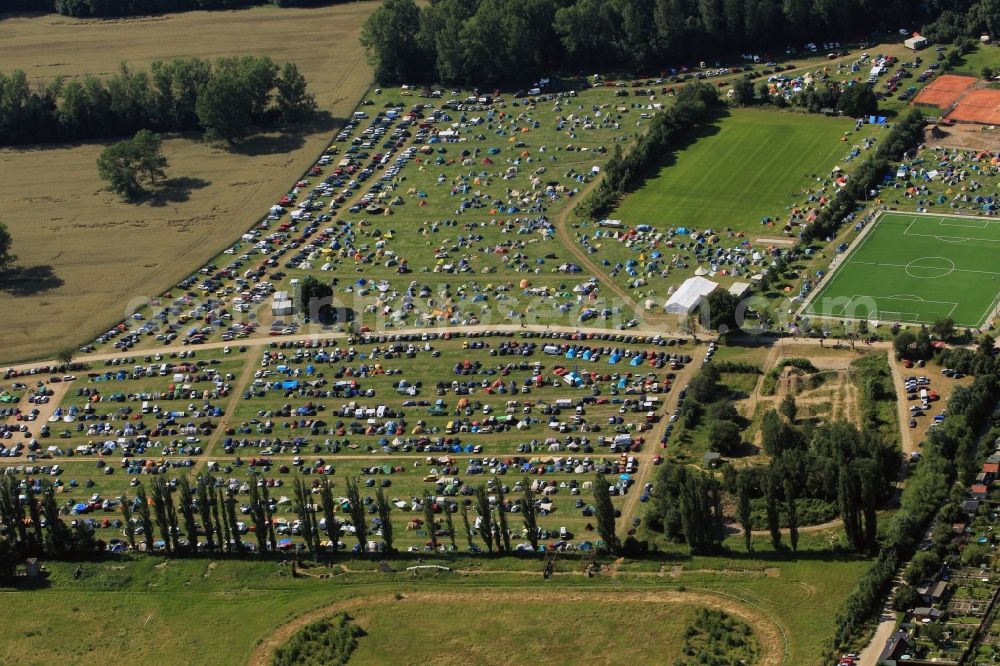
[0,57,316,146]
[0,0,348,16]
[361,0,1000,86]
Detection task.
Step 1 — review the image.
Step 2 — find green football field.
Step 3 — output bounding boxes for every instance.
[611,108,872,232]
[804,212,1000,327]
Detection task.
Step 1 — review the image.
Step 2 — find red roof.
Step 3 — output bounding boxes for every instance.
[984,463,999,474]
[971,484,989,494]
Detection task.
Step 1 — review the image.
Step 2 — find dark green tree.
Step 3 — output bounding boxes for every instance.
[374,486,393,553]
[177,477,200,554]
[135,484,155,553]
[736,471,753,553]
[779,393,798,423]
[360,0,428,83]
[521,478,539,552]
[96,139,143,198]
[443,506,456,550]
[320,479,342,553]
[474,484,494,553]
[494,482,511,552]
[764,470,782,550]
[275,62,316,123]
[784,478,799,552]
[131,129,168,186]
[345,477,367,554]
[195,475,217,553]
[593,472,621,554]
[0,221,16,272]
[460,502,475,550]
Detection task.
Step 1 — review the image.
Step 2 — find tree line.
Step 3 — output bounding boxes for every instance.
[731,73,878,118]
[361,0,941,86]
[0,469,624,570]
[922,0,1000,45]
[0,0,350,18]
[830,348,1000,652]
[800,108,926,244]
[578,82,721,221]
[0,56,315,146]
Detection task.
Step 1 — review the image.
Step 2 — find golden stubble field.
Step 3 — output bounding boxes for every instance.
[0,3,376,363]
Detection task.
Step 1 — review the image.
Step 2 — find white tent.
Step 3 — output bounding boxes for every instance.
[664,276,718,314]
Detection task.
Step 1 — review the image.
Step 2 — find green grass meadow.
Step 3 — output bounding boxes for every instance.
[803,212,1000,326]
[611,109,867,233]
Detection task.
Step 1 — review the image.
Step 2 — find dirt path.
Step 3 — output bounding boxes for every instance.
[749,517,844,538]
[886,355,917,454]
[616,362,698,537]
[246,588,785,666]
[550,175,648,318]
[191,351,261,476]
[5,378,72,440]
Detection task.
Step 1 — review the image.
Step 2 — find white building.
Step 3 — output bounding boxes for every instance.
[664,276,718,315]
[271,291,294,317]
[728,282,752,298]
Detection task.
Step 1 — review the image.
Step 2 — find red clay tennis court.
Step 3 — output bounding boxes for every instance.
[947,88,1000,125]
[913,74,977,108]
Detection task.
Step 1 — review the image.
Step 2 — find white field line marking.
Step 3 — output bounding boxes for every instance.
[851,260,1000,277]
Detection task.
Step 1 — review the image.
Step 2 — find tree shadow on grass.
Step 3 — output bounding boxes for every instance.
[0,265,64,297]
[144,176,211,207]
[228,111,344,157]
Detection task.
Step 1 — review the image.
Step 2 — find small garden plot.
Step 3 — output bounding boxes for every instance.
[803,211,1000,327]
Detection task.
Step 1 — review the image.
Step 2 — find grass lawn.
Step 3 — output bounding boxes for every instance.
[0,543,868,666]
[348,596,692,665]
[611,109,865,234]
[802,211,1000,326]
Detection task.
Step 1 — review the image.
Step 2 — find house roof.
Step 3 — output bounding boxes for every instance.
[878,630,913,663]
[984,463,999,474]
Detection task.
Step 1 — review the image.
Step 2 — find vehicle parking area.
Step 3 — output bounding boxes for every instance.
[2,330,693,553]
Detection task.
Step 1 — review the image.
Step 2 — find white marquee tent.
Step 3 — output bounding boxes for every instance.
[664,276,718,315]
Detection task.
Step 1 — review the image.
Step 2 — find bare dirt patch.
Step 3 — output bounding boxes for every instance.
[924,122,1000,151]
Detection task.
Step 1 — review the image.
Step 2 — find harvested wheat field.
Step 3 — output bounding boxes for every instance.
[0,3,376,363]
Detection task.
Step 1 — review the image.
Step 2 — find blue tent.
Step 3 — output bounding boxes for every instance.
[608,353,620,364]
[282,380,299,390]
[630,355,643,366]
[565,348,576,359]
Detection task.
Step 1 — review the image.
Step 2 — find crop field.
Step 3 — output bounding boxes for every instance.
[0,2,377,364]
[802,212,1000,326]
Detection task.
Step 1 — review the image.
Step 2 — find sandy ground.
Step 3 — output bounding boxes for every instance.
[924,123,1000,151]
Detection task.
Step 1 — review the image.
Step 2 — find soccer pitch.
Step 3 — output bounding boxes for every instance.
[803,212,1000,327]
